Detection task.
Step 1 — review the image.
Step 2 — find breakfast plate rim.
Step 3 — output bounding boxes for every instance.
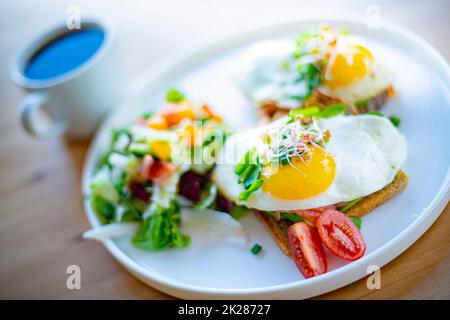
[82,12,450,299]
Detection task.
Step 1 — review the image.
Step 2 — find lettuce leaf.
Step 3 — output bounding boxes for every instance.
[132,201,190,250]
[91,194,116,224]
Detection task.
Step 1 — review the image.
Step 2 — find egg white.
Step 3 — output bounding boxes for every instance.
[212,115,407,211]
[235,36,394,109]
[318,59,395,105]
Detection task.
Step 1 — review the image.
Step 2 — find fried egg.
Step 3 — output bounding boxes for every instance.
[315,35,394,105]
[234,27,394,108]
[212,115,407,211]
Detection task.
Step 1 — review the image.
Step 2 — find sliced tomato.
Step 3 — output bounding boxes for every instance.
[316,209,366,261]
[287,222,328,278]
[140,155,176,184]
[139,155,154,179]
[148,160,177,184]
[160,104,196,126]
[285,206,336,224]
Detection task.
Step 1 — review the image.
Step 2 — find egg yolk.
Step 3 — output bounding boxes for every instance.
[324,45,373,88]
[262,147,335,200]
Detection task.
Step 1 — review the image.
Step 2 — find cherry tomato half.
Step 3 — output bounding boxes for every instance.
[287,222,328,278]
[316,209,366,261]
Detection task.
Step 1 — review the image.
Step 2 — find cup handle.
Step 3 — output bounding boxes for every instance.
[20,92,68,138]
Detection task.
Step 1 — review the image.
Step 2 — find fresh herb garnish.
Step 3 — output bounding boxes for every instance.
[91,194,116,224]
[367,111,384,117]
[289,31,323,101]
[355,99,369,110]
[166,88,185,103]
[389,116,401,127]
[251,243,263,255]
[235,149,264,201]
[267,212,315,227]
[239,179,263,201]
[132,201,190,251]
[287,103,346,123]
[288,106,320,119]
[319,103,347,118]
[229,205,248,220]
[339,197,363,212]
[367,112,401,127]
[296,63,321,99]
[350,216,362,230]
[141,112,153,120]
[279,212,303,223]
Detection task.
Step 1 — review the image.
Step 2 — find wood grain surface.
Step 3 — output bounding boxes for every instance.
[0,0,449,299]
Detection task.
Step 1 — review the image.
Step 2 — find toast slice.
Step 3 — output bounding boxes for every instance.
[255,170,408,256]
[258,88,390,123]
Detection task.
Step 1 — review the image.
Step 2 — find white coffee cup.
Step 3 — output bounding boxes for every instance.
[11,16,124,140]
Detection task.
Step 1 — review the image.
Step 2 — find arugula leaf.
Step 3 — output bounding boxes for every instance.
[355,99,369,110]
[132,201,190,251]
[339,197,363,212]
[141,112,154,120]
[367,111,384,117]
[389,116,401,127]
[319,103,347,118]
[121,208,141,222]
[366,112,400,127]
[280,212,304,223]
[297,63,321,99]
[229,205,248,220]
[288,106,320,118]
[91,194,116,224]
[265,212,315,227]
[166,88,185,103]
[351,216,362,230]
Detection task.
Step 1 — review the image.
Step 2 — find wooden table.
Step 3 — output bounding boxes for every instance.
[0,0,449,299]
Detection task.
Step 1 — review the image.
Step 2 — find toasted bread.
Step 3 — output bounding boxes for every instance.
[255,170,408,256]
[258,89,389,123]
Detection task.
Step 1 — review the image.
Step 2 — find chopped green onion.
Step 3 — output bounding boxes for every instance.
[319,103,347,118]
[389,116,401,127]
[339,197,363,212]
[129,142,151,156]
[251,243,263,255]
[229,205,248,220]
[239,165,257,184]
[289,106,320,118]
[235,149,257,174]
[239,179,263,200]
[350,216,362,230]
[280,213,303,223]
[367,111,384,117]
[166,88,185,103]
[141,112,153,120]
[235,148,263,200]
[355,99,369,110]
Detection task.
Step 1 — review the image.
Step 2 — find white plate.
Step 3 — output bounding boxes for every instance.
[82,14,450,299]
